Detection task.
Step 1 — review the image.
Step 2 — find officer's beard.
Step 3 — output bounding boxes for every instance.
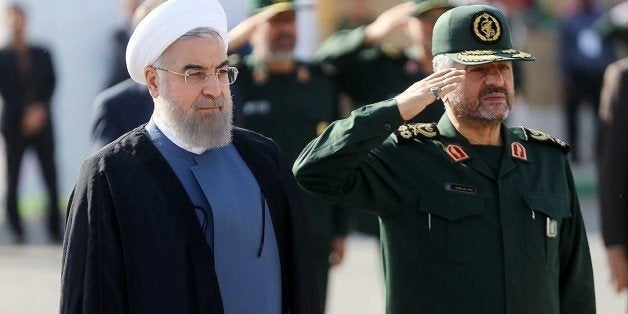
[448,86,512,126]
[154,81,233,150]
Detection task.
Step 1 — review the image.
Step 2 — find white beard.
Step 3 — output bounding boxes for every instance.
[154,85,233,150]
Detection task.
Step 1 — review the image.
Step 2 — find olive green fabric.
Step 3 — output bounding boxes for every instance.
[293,101,595,314]
[316,26,444,123]
[432,4,535,64]
[247,0,312,15]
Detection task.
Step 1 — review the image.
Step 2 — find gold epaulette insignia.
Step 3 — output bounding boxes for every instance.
[517,127,570,154]
[395,123,439,142]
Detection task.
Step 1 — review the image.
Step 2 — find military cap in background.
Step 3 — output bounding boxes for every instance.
[247,0,313,15]
[432,4,535,64]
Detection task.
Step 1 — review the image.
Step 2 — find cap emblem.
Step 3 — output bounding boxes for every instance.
[472,12,502,43]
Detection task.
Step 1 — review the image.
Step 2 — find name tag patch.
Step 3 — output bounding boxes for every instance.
[445,183,477,195]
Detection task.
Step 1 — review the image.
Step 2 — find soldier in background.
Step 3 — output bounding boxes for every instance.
[228,0,347,310]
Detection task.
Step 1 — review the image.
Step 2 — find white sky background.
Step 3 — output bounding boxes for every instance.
[0,0,318,197]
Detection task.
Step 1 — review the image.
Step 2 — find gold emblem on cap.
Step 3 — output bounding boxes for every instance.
[472,12,501,43]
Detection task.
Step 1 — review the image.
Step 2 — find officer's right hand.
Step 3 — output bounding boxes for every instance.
[394,68,465,121]
[228,7,282,52]
[364,2,417,45]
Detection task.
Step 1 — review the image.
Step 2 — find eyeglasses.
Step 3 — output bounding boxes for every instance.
[153,66,239,85]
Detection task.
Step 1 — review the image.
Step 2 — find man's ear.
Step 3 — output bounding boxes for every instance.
[145,67,160,98]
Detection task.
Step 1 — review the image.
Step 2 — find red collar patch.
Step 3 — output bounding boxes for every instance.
[511,142,527,161]
[445,144,470,162]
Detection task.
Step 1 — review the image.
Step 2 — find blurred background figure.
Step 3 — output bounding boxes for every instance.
[105,0,142,88]
[335,0,374,31]
[228,0,347,310]
[90,0,166,150]
[596,0,628,294]
[558,0,616,164]
[0,3,61,244]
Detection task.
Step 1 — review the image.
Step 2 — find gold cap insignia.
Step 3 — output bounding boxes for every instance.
[472,12,501,43]
[511,142,527,161]
[445,144,470,163]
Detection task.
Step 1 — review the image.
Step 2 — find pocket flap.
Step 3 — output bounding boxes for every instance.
[523,195,572,220]
[418,193,484,221]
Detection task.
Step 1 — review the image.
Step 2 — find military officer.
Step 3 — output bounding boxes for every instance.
[294,5,595,314]
[228,0,347,310]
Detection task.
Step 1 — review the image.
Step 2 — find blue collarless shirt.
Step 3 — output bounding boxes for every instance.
[146,120,282,314]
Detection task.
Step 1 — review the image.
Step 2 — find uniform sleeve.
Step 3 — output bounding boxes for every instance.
[60,158,128,314]
[314,26,369,74]
[558,166,596,314]
[293,99,404,215]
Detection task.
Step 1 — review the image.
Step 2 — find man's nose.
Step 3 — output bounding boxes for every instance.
[202,75,222,98]
[484,67,505,86]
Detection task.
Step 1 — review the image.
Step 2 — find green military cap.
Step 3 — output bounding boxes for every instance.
[410,0,456,17]
[431,4,535,65]
[247,0,312,15]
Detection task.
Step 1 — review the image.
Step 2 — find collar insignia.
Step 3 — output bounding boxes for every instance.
[472,12,502,43]
[511,142,527,161]
[445,144,470,162]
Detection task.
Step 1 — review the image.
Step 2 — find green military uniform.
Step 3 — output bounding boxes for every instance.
[231,11,347,305]
[293,101,595,313]
[294,4,595,314]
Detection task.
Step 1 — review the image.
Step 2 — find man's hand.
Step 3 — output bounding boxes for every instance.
[228,7,282,52]
[329,236,346,266]
[364,2,417,45]
[607,245,628,292]
[21,102,48,137]
[394,68,465,121]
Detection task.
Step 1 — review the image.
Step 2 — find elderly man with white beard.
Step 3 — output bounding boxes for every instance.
[60,0,320,313]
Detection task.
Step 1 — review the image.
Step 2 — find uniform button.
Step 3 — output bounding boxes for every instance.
[384,123,392,131]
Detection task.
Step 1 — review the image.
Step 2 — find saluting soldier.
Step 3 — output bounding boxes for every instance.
[316,0,455,122]
[228,0,347,310]
[294,4,595,314]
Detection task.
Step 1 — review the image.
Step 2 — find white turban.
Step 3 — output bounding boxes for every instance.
[126,0,228,85]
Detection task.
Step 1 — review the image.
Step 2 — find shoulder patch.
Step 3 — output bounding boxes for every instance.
[515,127,570,154]
[395,123,439,143]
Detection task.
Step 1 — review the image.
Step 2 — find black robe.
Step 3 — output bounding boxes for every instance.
[60,126,321,314]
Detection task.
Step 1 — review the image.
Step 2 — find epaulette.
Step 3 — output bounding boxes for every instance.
[395,123,439,143]
[514,126,570,154]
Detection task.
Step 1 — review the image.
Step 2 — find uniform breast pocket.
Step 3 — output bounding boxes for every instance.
[523,195,572,263]
[417,193,486,263]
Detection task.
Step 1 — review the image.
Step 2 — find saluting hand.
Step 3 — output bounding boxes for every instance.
[394,68,465,121]
[364,2,417,45]
[228,6,282,52]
